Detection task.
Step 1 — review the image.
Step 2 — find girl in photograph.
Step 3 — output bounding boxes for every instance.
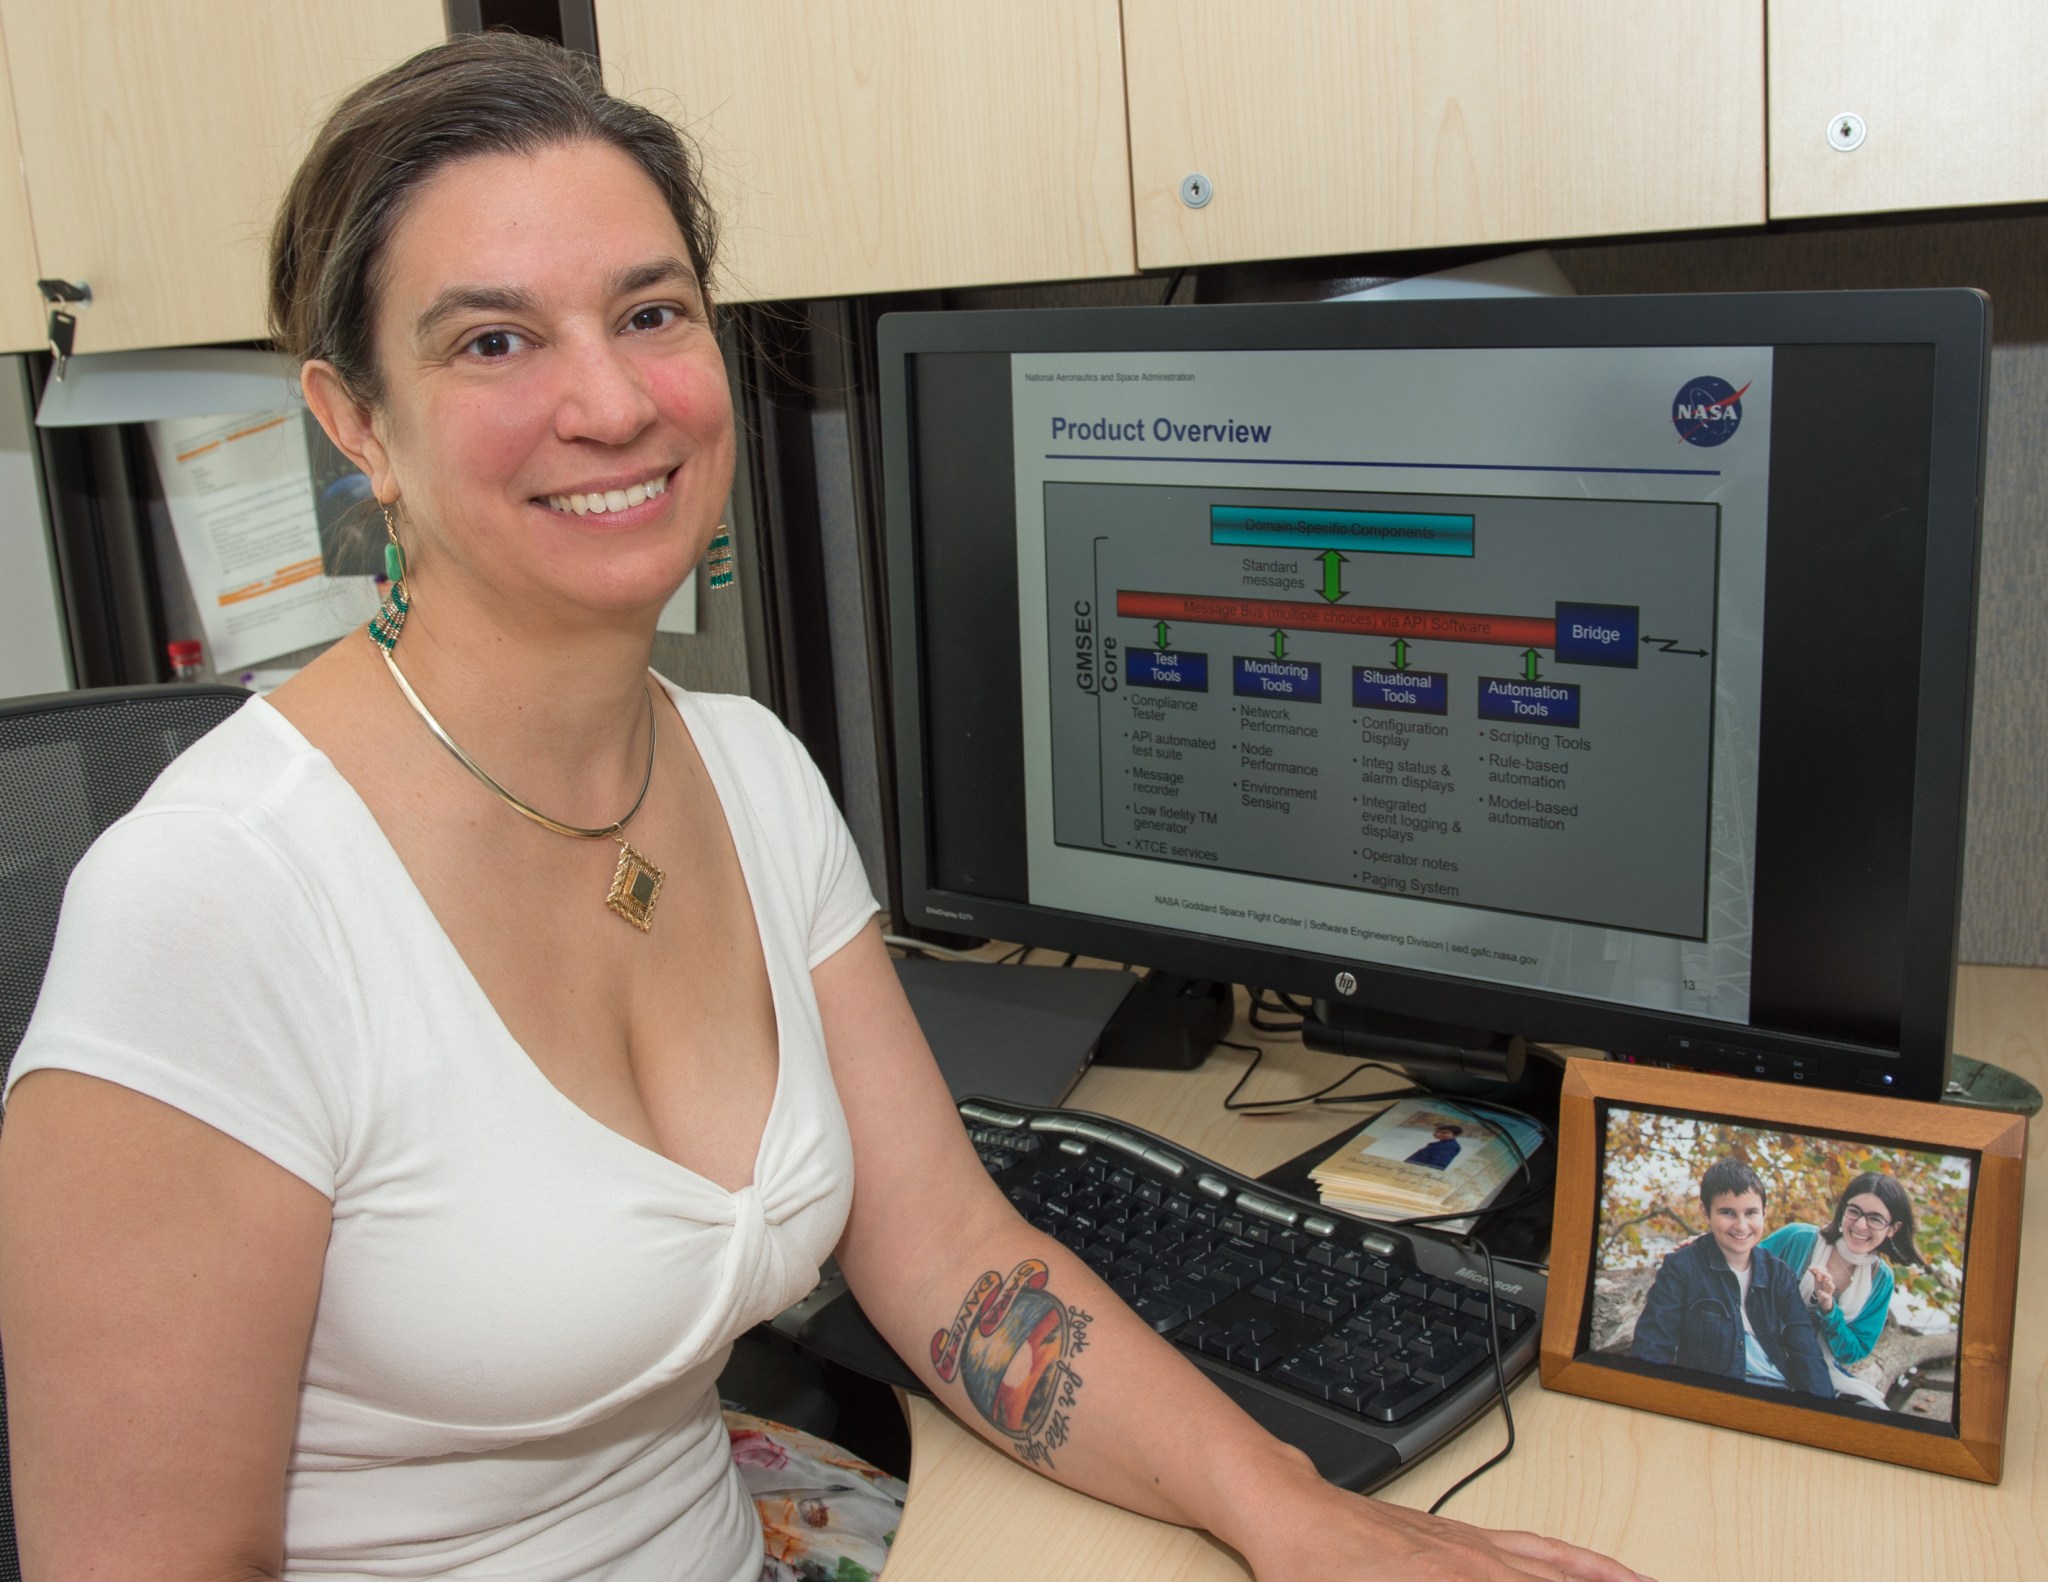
[1759,1172,1930,1408]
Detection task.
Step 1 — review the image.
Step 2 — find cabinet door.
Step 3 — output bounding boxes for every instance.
[0,28,43,354]
[1124,0,1764,271]
[1770,2,2048,219]
[597,0,1135,301]
[0,2,446,353]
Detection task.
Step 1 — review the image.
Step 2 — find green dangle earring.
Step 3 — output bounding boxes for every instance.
[367,503,410,652]
[705,521,736,591]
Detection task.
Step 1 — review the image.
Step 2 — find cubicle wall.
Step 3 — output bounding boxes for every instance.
[0,356,69,698]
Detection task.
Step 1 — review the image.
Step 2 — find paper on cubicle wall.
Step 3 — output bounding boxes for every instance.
[147,410,379,672]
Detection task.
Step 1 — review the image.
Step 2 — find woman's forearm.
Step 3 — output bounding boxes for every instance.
[887,1213,1332,1550]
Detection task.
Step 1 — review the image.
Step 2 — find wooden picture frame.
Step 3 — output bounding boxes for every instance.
[1542,1060,2026,1482]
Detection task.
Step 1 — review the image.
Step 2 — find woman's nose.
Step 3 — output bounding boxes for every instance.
[555,336,659,443]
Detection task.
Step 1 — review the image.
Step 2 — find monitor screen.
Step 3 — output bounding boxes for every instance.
[880,292,1988,1102]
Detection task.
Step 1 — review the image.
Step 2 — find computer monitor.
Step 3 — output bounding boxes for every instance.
[878,291,1989,1104]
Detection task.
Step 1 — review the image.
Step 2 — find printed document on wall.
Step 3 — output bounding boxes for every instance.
[148,410,377,671]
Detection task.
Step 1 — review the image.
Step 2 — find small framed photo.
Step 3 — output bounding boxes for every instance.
[1542,1060,2026,1482]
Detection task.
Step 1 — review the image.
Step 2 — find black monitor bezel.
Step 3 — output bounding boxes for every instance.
[878,290,1990,1101]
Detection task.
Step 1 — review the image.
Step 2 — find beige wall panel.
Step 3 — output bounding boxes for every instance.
[1770,2,2048,219]
[0,2,446,353]
[0,25,43,353]
[1125,1,1765,271]
[598,1,1135,302]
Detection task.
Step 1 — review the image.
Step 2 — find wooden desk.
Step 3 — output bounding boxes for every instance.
[882,966,2046,1582]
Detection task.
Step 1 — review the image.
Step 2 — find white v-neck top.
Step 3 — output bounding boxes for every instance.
[7,683,878,1580]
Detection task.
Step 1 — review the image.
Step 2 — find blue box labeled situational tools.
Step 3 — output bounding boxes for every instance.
[1352,667,1449,715]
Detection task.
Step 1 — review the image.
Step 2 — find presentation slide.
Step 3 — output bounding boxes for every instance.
[1009,346,1773,1025]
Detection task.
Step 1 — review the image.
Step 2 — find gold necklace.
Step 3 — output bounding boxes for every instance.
[380,647,666,931]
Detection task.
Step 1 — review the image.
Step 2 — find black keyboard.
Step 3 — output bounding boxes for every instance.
[960,1097,1544,1493]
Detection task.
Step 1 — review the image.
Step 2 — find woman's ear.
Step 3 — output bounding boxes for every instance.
[302,360,396,503]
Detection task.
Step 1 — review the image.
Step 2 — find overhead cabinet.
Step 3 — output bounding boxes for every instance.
[0,31,43,354]
[596,0,1136,302]
[0,1,447,355]
[1122,0,1767,271]
[1768,1,2048,220]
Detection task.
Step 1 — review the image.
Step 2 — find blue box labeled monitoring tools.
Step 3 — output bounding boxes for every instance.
[1211,505,1475,557]
[1233,657,1321,701]
[1128,650,1209,692]
[1478,677,1580,728]
[1552,603,1640,667]
[1352,667,1449,715]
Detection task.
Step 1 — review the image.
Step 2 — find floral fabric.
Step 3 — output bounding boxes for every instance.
[725,1410,908,1582]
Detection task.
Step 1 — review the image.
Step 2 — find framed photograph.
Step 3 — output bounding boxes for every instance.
[1542,1060,2026,1482]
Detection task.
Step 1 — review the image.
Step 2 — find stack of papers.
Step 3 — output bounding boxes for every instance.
[1309,1097,1545,1230]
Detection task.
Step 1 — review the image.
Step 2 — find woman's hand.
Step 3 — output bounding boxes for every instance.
[1809,1266,1837,1313]
[1236,1458,1651,1582]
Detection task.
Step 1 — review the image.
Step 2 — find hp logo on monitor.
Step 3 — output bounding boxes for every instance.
[1334,971,1358,995]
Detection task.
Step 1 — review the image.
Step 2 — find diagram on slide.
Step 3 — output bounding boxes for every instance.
[1046,483,1722,939]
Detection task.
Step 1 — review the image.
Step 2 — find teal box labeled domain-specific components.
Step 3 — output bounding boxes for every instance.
[1211,505,1475,556]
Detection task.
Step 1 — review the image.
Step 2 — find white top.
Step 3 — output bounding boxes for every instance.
[6,683,878,1581]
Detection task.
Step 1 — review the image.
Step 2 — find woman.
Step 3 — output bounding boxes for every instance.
[1760,1172,1929,1408]
[0,33,1644,1582]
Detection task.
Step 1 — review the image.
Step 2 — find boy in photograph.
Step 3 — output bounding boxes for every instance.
[1405,1124,1464,1170]
[1629,1157,1832,1396]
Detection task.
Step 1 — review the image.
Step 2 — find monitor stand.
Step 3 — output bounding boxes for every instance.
[1943,1054,2044,1116]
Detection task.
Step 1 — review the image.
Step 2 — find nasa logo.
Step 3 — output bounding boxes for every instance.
[1671,375,1751,448]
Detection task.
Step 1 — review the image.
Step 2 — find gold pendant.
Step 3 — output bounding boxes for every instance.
[606,838,665,931]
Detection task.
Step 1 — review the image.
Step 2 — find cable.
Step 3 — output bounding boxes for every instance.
[881,933,986,961]
[1248,988,1308,1035]
[1220,1043,1425,1114]
[1425,1231,1517,1516]
[1161,267,1186,305]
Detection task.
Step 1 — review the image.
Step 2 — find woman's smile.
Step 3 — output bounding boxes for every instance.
[542,467,676,520]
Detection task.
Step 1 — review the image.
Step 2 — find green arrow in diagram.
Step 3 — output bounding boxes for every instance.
[1391,638,1410,670]
[1522,648,1543,682]
[1155,620,1171,649]
[1270,629,1288,660]
[1317,550,1347,603]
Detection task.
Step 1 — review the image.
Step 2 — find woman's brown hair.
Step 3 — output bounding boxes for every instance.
[268,30,718,404]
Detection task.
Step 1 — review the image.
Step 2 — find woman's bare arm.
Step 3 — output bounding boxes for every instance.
[814,923,1646,1581]
[0,1070,330,1582]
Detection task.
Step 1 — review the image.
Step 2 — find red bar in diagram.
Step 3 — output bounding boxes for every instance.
[1116,590,1558,650]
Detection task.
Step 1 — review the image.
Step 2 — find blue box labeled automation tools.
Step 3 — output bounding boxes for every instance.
[1478,677,1580,727]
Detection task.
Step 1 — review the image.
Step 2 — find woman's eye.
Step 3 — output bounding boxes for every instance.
[626,304,682,333]
[463,329,528,359]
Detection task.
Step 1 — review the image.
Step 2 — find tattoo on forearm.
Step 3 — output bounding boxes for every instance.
[932,1257,1094,1468]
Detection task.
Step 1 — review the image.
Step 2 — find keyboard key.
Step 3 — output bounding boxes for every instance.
[1133,1295,1190,1333]
[1414,1344,1487,1388]
[1363,1378,1446,1423]
[1399,1276,1429,1300]
[1274,1360,1344,1402]
[1306,1239,1340,1267]
[1237,1341,1285,1373]
[1334,1382,1372,1415]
